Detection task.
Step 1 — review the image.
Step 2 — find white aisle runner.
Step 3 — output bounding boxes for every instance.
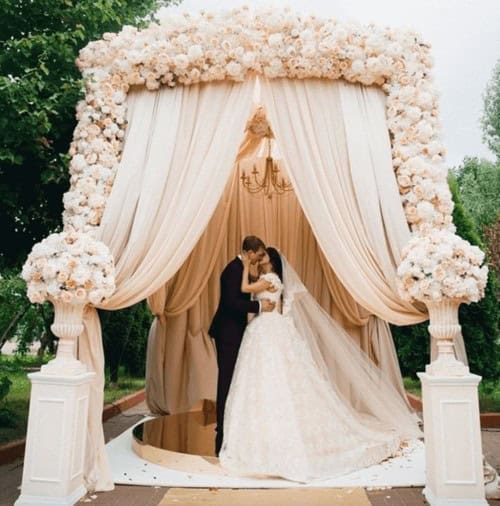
[106,420,425,489]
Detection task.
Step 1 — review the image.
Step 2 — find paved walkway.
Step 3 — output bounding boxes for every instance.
[1,401,498,505]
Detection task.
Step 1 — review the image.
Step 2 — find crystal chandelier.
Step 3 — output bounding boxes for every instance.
[240,136,293,199]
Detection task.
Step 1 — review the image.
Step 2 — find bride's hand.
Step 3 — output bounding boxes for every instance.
[266,282,278,293]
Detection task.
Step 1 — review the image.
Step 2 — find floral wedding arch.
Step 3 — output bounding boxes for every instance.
[24,6,486,306]
[18,5,489,503]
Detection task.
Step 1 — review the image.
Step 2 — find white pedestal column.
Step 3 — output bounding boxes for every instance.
[15,372,95,506]
[418,373,487,506]
[418,298,487,505]
[16,301,95,506]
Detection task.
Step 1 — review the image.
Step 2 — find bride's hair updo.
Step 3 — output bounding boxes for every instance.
[266,247,283,282]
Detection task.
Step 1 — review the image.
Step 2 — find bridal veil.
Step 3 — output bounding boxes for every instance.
[281,254,422,439]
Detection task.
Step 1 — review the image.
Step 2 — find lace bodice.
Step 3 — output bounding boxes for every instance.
[255,272,283,307]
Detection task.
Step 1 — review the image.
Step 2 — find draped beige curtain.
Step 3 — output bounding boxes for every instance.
[78,80,255,491]
[145,172,239,414]
[77,76,444,492]
[260,78,427,326]
[145,173,413,415]
[144,88,418,415]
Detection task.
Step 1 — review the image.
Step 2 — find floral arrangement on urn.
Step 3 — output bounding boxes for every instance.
[22,231,116,306]
[22,232,115,374]
[397,229,488,305]
[397,229,488,375]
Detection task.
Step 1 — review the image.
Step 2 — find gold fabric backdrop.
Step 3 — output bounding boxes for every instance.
[145,130,411,416]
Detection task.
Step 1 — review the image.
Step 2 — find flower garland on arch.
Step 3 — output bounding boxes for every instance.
[23,6,485,306]
[64,5,451,235]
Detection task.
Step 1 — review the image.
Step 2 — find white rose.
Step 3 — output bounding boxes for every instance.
[351,59,365,74]
[268,33,283,46]
[386,42,403,57]
[226,61,242,78]
[71,154,87,173]
[27,288,46,304]
[41,265,56,280]
[416,120,434,142]
[301,43,316,58]
[145,78,160,90]
[75,288,87,300]
[188,44,203,61]
[174,54,189,70]
[397,175,412,187]
[242,51,257,68]
[398,86,416,103]
[60,291,74,303]
[416,91,434,110]
[89,289,105,305]
[405,106,422,122]
[300,28,314,41]
[365,34,386,53]
[416,201,436,221]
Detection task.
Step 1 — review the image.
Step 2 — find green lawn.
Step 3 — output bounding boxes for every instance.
[103,377,146,405]
[0,355,145,445]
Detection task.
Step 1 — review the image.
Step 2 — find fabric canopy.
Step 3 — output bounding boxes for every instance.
[260,78,426,325]
[76,76,448,492]
[145,78,429,419]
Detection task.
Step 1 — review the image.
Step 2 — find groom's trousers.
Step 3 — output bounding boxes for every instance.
[215,340,241,456]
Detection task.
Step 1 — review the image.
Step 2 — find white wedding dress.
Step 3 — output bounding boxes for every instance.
[219,258,421,482]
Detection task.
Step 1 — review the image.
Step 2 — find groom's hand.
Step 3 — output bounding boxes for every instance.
[261,299,275,312]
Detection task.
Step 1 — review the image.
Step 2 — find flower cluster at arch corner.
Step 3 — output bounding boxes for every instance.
[22,232,116,305]
[396,230,488,304]
[64,5,451,235]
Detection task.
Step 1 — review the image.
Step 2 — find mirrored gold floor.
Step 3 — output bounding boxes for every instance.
[133,401,217,458]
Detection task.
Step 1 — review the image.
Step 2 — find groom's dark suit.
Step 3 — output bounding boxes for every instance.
[209,257,260,455]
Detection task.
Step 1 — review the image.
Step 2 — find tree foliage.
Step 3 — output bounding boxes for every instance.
[0,272,55,356]
[0,0,176,376]
[453,157,499,233]
[0,0,177,269]
[0,375,18,428]
[448,176,498,379]
[482,59,500,159]
[452,157,499,277]
[99,301,153,384]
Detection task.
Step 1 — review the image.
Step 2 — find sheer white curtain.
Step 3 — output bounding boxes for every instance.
[79,80,254,491]
[260,78,427,326]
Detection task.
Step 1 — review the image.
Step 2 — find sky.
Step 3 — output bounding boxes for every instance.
[159,0,500,168]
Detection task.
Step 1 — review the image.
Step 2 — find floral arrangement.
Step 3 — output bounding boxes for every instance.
[62,5,452,235]
[22,232,116,305]
[246,107,273,139]
[397,230,488,304]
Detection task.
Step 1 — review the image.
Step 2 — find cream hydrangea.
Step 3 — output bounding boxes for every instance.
[22,232,116,305]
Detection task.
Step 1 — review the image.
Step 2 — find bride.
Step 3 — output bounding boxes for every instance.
[219,247,422,482]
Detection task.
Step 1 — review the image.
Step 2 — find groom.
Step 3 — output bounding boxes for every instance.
[209,235,275,456]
